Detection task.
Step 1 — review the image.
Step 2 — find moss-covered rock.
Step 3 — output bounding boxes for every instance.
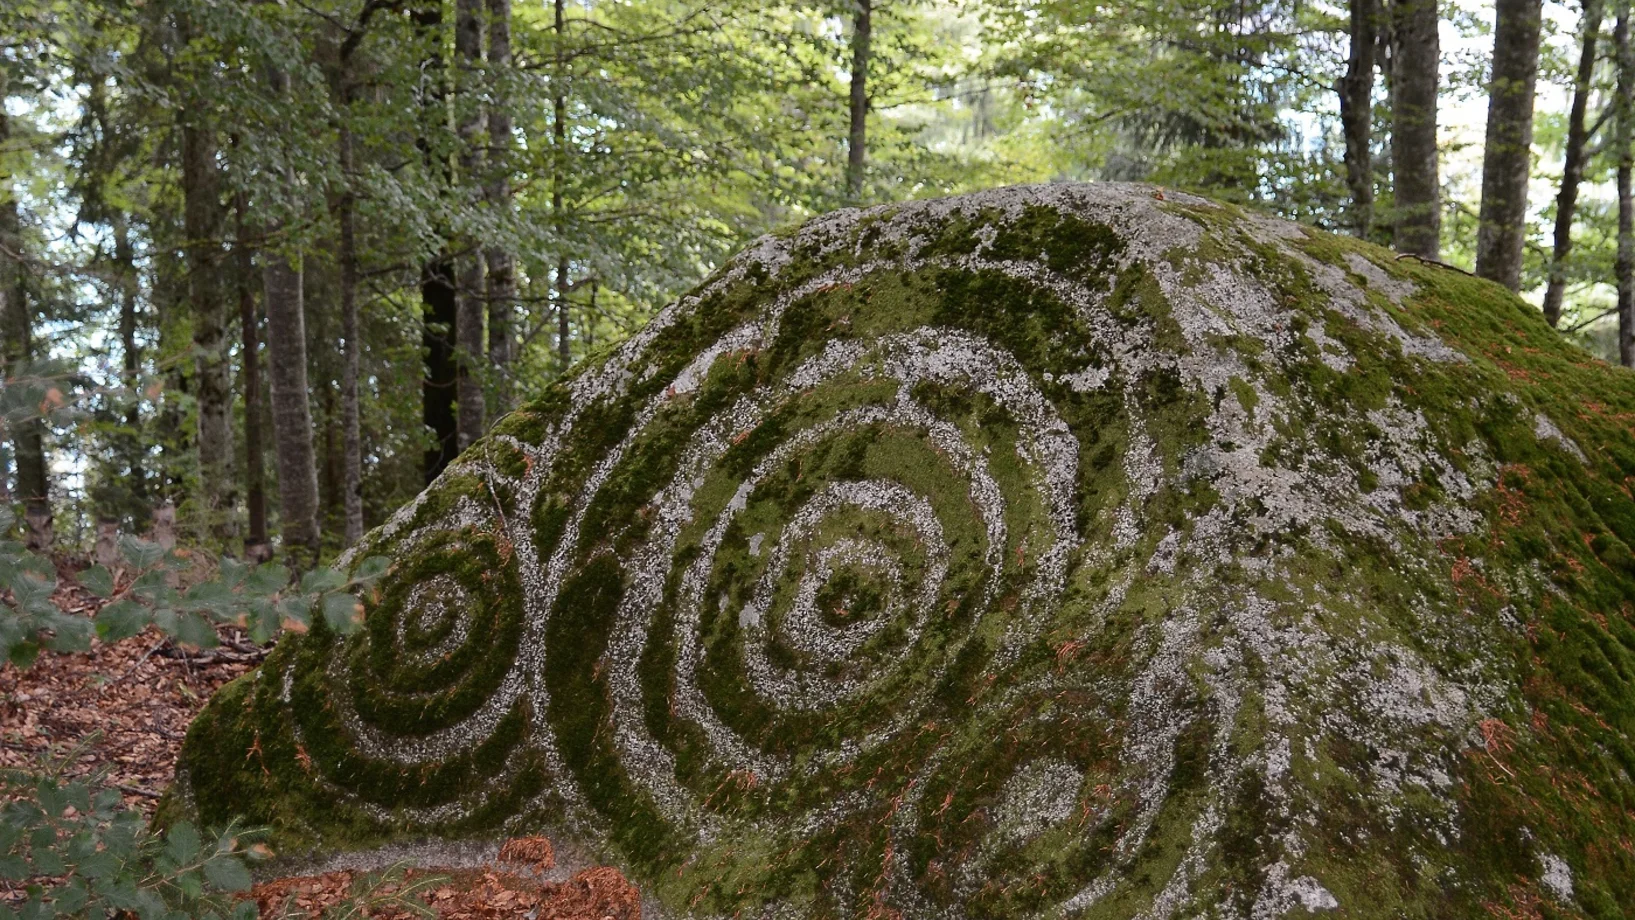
[175,183,1635,918]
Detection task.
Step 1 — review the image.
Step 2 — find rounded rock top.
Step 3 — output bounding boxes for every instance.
[176,182,1635,918]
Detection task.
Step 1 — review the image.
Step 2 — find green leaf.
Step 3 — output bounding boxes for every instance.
[243,564,289,596]
[321,592,364,633]
[96,600,151,642]
[46,614,94,652]
[76,565,115,598]
[300,568,346,593]
[351,555,391,583]
[164,822,202,866]
[173,613,218,649]
[118,535,164,569]
[183,581,235,615]
[202,856,252,892]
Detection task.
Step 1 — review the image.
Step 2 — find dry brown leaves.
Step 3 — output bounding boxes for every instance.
[1,557,642,920]
[0,561,259,813]
[249,865,640,920]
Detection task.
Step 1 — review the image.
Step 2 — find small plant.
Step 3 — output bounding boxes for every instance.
[0,504,392,918]
[0,749,262,920]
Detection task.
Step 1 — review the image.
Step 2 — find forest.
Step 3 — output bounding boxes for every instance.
[10,1,1635,917]
[0,0,1624,561]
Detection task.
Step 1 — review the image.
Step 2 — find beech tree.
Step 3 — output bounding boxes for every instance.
[1543,0,1606,328]
[1391,0,1441,260]
[1475,0,1545,291]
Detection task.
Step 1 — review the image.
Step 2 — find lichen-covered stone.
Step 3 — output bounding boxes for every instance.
[174,183,1635,918]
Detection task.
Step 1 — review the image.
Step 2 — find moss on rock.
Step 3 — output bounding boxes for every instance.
[176,183,1635,918]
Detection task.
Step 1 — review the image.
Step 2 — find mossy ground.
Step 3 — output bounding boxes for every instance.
[174,185,1635,919]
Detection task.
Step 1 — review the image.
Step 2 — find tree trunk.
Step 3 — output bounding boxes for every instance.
[1339,0,1378,238]
[557,257,571,370]
[551,0,572,372]
[423,259,459,482]
[337,120,365,547]
[1390,0,1440,259]
[1474,0,1544,290]
[181,111,235,541]
[0,88,48,549]
[455,0,487,452]
[113,212,148,521]
[486,0,515,414]
[1543,0,1606,327]
[263,246,321,565]
[1618,0,1635,366]
[847,0,873,202]
[234,194,269,560]
[416,2,460,484]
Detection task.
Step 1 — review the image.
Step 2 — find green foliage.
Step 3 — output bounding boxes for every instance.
[0,751,260,920]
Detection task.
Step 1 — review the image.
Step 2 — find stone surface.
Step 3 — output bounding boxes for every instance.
[176,183,1635,918]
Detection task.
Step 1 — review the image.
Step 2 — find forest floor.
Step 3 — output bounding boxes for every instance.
[0,558,638,919]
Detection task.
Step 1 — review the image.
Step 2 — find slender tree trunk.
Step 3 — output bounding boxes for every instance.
[486,0,515,413]
[234,194,269,559]
[556,257,571,370]
[0,88,48,548]
[455,0,487,451]
[1391,0,1440,259]
[847,0,873,202]
[1340,0,1378,237]
[6,284,51,552]
[113,212,148,519]
[181,107,235,540]
[1618,0,1635,366]
[552,0,572,372]
[1475,0,1544,290]
[337,121,365,546]
[330,34,366,545]
[417,2,460,483]
[263,246,321,564]
[1544,0,1606,327]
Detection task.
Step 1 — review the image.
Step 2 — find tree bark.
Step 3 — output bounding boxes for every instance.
[1475,0,1544,290]
[113,212,148,520]
[455,0,487,452]
[234,194,269,560]
[181,104,235,540]
[847,0,873,202]
[423,260,459,482]
[1390,0,1441,259]
[1543,0,1606,327]
[552,0,572,372]
[557,257,571,370]
[1618,0,1635,366]
[417,1,460,484]
[1340,0,1378,237]
[486,0,515,414]
[0,86,48,549]
[337,120,365,547]
[263,246,321,564]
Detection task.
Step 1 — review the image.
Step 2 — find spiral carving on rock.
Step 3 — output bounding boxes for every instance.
[180,183,1635,918]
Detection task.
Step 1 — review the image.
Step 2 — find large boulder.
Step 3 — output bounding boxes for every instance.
[177,183,1635,917]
